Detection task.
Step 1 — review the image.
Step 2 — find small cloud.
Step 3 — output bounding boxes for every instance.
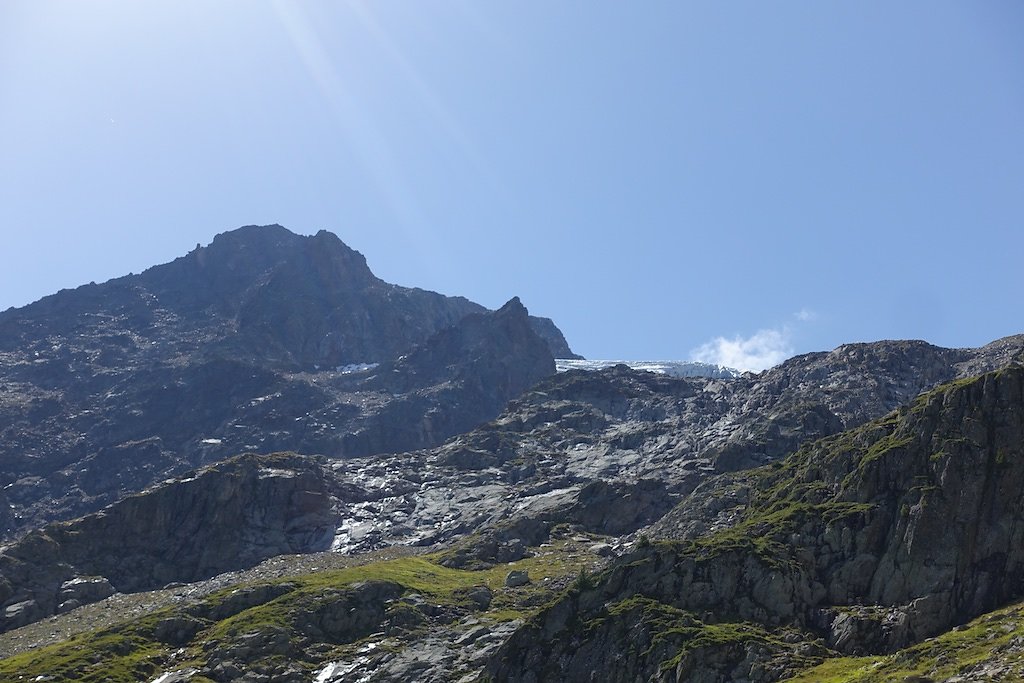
[794,308,816,322]
[691,327,795,372]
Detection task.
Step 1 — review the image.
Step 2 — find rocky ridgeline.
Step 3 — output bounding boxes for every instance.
[487,367,1024,681]
[0,226,571,539]
[555,359,742,379]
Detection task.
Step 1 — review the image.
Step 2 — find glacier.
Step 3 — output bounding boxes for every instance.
[555,359,742,379]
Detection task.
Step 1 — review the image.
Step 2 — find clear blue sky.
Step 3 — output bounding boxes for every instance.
[2,1,1022,369]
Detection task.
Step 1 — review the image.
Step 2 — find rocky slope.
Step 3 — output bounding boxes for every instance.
[0,536,610,683]
[487,366,1024,681]
[2,335,1022,641]
[0,452,338,632]
[0,226,572,539]
[4,367,1024,681]
[323,334,1024,558]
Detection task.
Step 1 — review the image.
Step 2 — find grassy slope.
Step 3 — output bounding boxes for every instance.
[0,542,599,683]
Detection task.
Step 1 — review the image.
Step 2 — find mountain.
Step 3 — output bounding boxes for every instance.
[0,225,576,368]
[3,227,1024,681]
[0,225,571,539]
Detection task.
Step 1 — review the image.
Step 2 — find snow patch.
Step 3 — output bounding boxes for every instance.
[149,670,199,683]
[248,392,281,406]
[200,438,222,445]
[556,359,741,379]
[315,659,370,683]
[257,467,297,479]
[337,363,379,374]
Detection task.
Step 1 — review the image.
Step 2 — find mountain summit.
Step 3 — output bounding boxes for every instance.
[0,224,577,369]
[0,226,570,538]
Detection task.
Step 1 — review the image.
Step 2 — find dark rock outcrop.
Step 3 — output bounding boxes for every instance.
[526,315,581,360]
[0,452,339,631]
[346,297,556,455]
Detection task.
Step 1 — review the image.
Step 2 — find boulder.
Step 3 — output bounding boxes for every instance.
[505,570,531,588]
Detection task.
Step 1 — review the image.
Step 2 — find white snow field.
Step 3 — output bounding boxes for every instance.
[555,359,742,379]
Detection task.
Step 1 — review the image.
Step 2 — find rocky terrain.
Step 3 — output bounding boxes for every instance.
[2,226,1024,681]
[0,226,575,539]
[3,364,1024,681]
[6,333,1021,633]
[0,531,611,683]
[489,366,1024,681]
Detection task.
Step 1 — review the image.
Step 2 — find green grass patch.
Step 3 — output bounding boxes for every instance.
[201,547,595,643]
[0,624,170,683]
[0,542,599,681]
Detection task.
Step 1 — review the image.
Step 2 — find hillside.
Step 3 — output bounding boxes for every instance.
[0,226,574,539]
[490,367,1024,681]
[2,228,1024,681]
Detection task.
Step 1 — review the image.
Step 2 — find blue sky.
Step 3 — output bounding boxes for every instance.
[1,1,1022,369]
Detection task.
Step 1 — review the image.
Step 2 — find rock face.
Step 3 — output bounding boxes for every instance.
[321,335,1024,555]
[346,297,557,455]
[0,225,570,539]
[528,315,581,360]
[0,452,339,632]
[486,367,1024,681]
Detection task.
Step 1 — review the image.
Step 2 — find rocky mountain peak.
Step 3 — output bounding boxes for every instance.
[201,222,303,256]
[0,226,579,540]
[495,295,526,315]
[374,295,554,394]
[141,224,378,316]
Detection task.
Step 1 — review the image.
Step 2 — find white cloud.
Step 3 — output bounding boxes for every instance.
[691,327,795,372]
[794,308,817,322]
